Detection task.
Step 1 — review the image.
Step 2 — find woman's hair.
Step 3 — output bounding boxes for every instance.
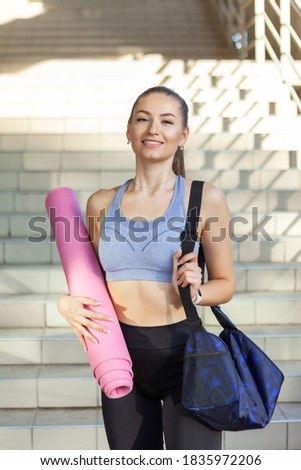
[128,86,189,177]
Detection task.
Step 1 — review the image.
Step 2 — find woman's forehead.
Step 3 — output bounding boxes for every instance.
[133,93,181,114]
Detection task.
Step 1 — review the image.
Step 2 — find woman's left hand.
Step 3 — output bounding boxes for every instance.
[172,248,202,301]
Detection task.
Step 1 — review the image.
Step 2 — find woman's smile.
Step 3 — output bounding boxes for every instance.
[142,139,163,147]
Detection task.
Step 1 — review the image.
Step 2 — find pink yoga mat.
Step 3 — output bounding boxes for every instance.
[45,187,133,399]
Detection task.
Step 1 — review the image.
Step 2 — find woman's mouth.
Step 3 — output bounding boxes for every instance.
[142,140,162,147]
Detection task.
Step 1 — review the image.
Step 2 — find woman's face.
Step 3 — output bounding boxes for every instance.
[126,93,189,164]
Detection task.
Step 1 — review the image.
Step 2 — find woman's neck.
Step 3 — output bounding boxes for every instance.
[132,174,176,192]
[133,161,176,191]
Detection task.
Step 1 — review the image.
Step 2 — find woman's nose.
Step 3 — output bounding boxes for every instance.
[147,121,159,134]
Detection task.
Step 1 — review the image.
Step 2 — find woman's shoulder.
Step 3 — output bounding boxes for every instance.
[202,181,230,221]
[185,177,226,203]
[185,178,229,222]
[86,185,120,215]
[203,181,226,202]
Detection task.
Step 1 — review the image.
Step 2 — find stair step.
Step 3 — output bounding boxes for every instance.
[1,291,301,328]
[1,168,301,192]
[224,402,301,449]
[233,237,301,263]
[1,188,300,215]
[0,290,300,325]
[1,101,297,124]
[0,62,285,88]
[224,117,301,133]
[191,91,298,119]
[193,103,279,119]
[225,189,301,212]
[230,211,301,238]
[0,115,301,133]
[0,263,301,294]
[0,327,86,365]
[0,59,280,79]
[0,404,299,450]
[188,132,301,152]
[235,262,301,292]
[0,360,298,408]
[1,236,301,264]
[0,46,237,61]
[0,189,96,214]
[2,210,301,238]
[0,86,296,114]
[0,294,64,328]
[0,324,300,364]
[0,364,98,408]
[205,291,301,326]
[1,132,301,151]
[189,59,281,76]
[199,150,300,170]
[2,115,299,133]
[0,150,299,171]
[0,408,108,450]
[0,262,300,294]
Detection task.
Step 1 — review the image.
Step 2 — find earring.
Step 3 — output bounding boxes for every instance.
[127,140,131,145]
[179,146,184,151]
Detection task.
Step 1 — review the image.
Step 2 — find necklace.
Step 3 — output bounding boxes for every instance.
[133,174,175,191]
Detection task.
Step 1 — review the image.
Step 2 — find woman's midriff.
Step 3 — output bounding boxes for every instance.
[107,280,186,326]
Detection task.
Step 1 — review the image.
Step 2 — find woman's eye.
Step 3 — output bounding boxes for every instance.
[162,120,173,125]
[137,118,147,122]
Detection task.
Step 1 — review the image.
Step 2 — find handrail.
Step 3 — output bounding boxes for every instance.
[209,0,301,113]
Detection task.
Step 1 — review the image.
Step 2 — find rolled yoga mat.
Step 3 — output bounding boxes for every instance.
[45,187,133,399]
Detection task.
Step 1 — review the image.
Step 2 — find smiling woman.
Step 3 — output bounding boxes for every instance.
[57,86,235,450]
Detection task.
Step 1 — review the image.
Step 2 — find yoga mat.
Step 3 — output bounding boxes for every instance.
[45,187,133,399]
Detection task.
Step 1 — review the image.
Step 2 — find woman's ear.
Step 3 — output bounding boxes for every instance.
[126,121,131,143]
[180,126,189,147]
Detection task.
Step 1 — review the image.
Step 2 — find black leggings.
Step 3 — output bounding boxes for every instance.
[101,320,222,450]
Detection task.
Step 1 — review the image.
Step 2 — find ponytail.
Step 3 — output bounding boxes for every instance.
[172,146,185,177]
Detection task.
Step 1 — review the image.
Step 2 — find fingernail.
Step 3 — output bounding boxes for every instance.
[95,301,102,305]
[93,338,98,344]
[108,317,115,323]
[106,330,111,334]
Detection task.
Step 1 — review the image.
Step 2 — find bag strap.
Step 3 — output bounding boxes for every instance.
[178,181,204,332]
[179,181,237,332]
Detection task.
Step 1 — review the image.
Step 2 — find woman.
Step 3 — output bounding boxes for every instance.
[57,86,235,450]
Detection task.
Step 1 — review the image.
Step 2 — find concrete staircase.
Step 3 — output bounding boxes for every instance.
[0,0,301,451]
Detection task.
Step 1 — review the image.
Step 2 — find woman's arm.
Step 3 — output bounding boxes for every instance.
[198,182,235,305]
[173,182,235,306]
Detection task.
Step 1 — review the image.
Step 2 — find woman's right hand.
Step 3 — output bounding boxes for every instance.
[57,294,114,351]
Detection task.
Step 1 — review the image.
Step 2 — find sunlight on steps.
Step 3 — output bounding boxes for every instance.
[0,0,45,25]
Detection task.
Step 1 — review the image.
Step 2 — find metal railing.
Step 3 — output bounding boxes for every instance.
[209,0,301,113]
